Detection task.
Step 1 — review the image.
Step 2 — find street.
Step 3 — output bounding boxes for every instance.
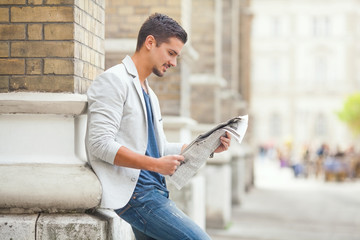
[208,158,360,240]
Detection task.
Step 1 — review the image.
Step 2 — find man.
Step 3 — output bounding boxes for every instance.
[86,13,231,239]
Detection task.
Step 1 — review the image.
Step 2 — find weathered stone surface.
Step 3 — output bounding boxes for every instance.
[0,214,37,240]
[36,214,107,240]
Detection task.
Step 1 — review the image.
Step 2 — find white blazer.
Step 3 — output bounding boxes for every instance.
[86,55,183,209]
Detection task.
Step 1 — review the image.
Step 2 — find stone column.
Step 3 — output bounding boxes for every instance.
[0,1,110,239]
[206,151,232,229]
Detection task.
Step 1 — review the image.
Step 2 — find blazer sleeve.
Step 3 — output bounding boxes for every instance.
[86,71,127,165]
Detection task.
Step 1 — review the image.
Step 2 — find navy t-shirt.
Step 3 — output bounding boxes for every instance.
[133,89,168,194]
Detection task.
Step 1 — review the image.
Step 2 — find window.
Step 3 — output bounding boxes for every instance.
[314,56,328,84]
[269,113,282,137]
[272,16,281,36]
[313,16,331,37]
[314,113,327,136]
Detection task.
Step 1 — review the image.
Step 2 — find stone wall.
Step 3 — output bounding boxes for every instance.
[0,0,105,94]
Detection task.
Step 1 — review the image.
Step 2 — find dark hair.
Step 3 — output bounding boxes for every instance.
[136,13,188,51]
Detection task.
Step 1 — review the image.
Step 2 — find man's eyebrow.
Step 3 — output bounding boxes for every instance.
[170,49,179,56]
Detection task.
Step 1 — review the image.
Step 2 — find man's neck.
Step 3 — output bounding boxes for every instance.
[131,53,151,85]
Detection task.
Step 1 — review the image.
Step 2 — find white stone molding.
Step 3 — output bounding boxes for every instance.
[0,92,87,115]
[105,38,137,52]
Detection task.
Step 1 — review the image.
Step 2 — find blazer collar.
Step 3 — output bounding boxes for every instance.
[122,55,138,77]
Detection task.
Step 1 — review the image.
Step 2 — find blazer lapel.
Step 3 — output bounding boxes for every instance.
[132,77,148,123]
[122,55,148,125]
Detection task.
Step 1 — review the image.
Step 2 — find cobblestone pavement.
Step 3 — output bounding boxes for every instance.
[208,159,360,240]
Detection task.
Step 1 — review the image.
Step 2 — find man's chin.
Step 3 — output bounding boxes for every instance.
[152,68,164,77]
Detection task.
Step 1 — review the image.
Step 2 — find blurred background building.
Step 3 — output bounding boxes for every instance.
[250,0,360,160]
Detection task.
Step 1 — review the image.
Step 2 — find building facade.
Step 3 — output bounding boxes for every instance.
[250,0,360,158]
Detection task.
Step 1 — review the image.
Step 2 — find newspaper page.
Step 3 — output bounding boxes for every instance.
[168,115,248,190]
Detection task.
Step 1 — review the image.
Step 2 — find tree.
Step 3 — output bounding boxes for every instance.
[337,93,360,136]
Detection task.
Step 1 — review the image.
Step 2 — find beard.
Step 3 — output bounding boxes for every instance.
[152,66,163,77]
[152,63,170,77]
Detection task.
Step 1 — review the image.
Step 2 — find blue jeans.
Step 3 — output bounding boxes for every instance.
[115,188,211,240]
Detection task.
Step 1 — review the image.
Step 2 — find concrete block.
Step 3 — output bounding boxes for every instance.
[231,155,246,205]
[206,151,232,229]
[0,214,38,240]
[36,214,107,240]
[96,209,135,240]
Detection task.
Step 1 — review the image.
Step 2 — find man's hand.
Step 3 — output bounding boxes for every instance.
[155,155,184,175]
[214,132,232,153]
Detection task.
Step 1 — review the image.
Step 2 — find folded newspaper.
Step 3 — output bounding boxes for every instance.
[168,115,248,190]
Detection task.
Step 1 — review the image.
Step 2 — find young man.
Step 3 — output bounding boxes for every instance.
[86,13,231,239]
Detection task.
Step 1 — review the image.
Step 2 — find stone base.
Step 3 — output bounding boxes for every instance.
[0,164,101,213]
[0,214,37,239]
[0,213,108,240]
[206,151,232,229]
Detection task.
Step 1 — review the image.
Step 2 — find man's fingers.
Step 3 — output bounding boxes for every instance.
[174,155,184,162]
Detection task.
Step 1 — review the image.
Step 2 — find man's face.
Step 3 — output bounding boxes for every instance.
[151,37,184,77]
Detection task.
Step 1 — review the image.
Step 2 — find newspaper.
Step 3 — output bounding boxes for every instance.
[168,115,248,190]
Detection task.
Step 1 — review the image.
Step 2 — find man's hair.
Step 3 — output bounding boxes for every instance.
[136,13,188,51]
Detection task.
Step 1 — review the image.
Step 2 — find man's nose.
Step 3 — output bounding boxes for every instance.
[169,57,177,67]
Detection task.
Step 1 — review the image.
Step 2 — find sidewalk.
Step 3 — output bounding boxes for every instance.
[208,158,360,240]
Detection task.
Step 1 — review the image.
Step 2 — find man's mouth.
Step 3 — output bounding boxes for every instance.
[163,64,170,71]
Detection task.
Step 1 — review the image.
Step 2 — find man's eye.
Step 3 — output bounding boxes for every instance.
[169,51,174,56]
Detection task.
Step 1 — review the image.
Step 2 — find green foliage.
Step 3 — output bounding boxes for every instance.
[337,93,360,135]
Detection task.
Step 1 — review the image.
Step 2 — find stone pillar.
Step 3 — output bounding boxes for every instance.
[206,151,232,229]
[0,1,110,239]
[231,144,253,205]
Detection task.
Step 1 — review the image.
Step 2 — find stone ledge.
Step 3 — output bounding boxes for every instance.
[0,92,87,115]
[0,164,101,213]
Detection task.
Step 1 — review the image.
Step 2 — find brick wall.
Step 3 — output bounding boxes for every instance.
[0,0,105,94]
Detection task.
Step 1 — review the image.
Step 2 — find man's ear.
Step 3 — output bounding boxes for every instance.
[144,35,156,50]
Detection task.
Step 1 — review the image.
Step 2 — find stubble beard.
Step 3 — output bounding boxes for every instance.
[152,67,163,77]
[152,63,171,77]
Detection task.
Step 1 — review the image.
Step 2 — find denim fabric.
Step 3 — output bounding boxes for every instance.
[115,188,211,240]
